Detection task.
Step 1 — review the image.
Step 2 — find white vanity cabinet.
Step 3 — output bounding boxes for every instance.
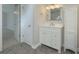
[39,26,63,53]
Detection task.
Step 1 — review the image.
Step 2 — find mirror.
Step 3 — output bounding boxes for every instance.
[46,4,63,21]
[50,8,60,20]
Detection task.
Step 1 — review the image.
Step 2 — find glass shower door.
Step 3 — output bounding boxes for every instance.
[2,4,20,50]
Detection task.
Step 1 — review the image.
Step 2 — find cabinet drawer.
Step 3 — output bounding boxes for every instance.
[51,31,61,40]
[51,28,60,32]
[39,27,62,50]
[40,31,51,44]
[50,38,61,49]
[40,30,51,35]
[51,30,62,49]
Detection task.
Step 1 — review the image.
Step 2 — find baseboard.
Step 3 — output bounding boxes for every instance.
[21,39,32,47]
[77,48,79,52]
[32,43,41,49]
[21,39,41,49]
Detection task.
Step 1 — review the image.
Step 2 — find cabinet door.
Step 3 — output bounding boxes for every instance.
[64,5,77,53]
[65,31,77,51]
[40,27,51,46]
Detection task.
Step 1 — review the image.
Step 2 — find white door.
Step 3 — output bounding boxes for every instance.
[21,5,34,45]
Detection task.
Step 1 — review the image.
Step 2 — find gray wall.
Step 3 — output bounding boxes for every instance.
[0,4,2,51]
[77,6,79,48]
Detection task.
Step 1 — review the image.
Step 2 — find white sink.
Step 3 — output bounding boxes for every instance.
[50,23,63,28]
[41,22,64,28]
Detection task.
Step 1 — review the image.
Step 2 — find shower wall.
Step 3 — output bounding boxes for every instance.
[3,5,16,31]
[0,5,2,51]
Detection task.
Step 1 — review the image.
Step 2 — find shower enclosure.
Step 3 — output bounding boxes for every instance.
[2,4,21,50]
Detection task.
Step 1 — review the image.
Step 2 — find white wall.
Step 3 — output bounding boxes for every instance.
[0,4,2,51]
[32,5,40,48]
[38,5,48,26]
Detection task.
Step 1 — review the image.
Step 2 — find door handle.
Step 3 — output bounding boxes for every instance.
[28,25,31,27]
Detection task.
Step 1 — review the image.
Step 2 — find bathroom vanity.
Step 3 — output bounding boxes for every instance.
[39,5,64,53]
[39,22,64,53]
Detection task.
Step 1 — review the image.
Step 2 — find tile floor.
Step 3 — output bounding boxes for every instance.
[0,42,76,54]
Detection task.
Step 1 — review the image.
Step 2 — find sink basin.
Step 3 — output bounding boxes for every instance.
[40,22,64,28]
[49,22,63,28]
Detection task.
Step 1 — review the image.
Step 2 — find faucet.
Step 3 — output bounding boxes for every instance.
[57,16,62,21]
